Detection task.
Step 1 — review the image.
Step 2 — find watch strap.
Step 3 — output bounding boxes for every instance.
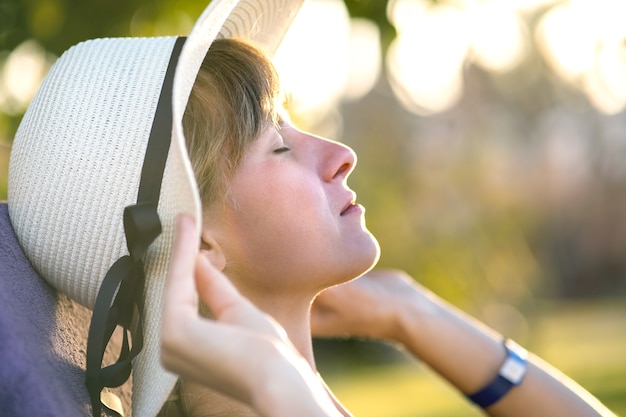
[467,339,528,408]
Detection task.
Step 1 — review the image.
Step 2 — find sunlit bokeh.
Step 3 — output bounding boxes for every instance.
[0,40,53,116]
[386,0,529,115]
[536,0,626,114]
[535,3,596,82]
[343,18,381,102]
[274,0,350,124]
[510,0,560,14]
[274,0,380,126]
[465,1,527,73]
[384,0,626,116]
[2,1,626,415]
[386,0,468,115]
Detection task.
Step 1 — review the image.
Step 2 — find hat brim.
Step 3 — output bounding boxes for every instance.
[8,1,305,416]
[135,1,305,416]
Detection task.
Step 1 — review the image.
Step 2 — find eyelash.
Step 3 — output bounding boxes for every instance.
[273,146,291,154]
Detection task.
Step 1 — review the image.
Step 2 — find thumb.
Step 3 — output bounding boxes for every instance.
[195,255,290,341]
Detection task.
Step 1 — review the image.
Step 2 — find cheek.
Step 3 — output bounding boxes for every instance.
[225,170,336,276]
[235,173,331,245]
[232,160,329,226]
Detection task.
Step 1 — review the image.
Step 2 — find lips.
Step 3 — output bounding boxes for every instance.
[340,193,358,216]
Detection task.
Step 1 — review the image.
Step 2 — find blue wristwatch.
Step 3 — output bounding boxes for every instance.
[467,339,528,408]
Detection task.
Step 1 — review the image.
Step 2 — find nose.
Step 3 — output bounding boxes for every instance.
[319,138,357,183]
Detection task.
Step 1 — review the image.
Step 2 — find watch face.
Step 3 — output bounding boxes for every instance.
[501,340,528,385]
[501,356,527,385]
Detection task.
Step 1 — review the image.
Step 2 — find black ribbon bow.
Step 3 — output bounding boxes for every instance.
[85,36,186,417]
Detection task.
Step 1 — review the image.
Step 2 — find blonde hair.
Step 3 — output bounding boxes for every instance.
[183,38,282,206]
[158,38,282,417]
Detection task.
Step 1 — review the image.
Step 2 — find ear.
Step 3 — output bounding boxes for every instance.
[199,228,227,272]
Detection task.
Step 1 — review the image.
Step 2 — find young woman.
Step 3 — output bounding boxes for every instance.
[159,38,617,417]
[158,37,378,417]
[6,1,615,413]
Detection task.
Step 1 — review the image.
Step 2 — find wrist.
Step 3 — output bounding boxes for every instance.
[467,339,528,408]
[394,286,443,349]
[393,290,513,395]
[253,344,338,417]
[254,370,337,417]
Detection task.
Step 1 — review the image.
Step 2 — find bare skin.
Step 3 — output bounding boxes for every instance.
[178,120,377,416]
[311,270,617,417]
[161,214,343,417]
[161,215,616,417]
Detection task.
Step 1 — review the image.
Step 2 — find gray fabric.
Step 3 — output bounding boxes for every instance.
[0,202,132,416]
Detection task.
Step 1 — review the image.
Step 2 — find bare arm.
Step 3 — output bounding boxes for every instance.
[311,269,616,417]
[160,214,343,417]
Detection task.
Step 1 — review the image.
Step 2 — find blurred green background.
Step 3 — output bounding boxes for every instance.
[1,0,625,415]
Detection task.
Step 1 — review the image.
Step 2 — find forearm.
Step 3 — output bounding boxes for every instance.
[254,365,344,417]
[312,270,616,416]
[162,322,342,417]
[163,319,342,417]
[394,290,615,417]
[252,345,345,417]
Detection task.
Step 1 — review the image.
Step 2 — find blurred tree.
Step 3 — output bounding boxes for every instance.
[0,0,213,53]
[343,0,395,49]
[2,0,626,308]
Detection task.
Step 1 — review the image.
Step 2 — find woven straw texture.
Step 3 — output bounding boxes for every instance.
[8,0,305,416]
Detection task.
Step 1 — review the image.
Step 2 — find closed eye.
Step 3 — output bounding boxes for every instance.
[273,146,291,154]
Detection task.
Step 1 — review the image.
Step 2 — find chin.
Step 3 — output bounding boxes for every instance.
[362,232,382,271]
[343,232,381,281]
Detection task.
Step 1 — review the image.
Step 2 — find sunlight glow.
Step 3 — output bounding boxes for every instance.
[273,0,381,124]
[510,0,560,14]
[535,4,595,82]
[274,0,350,123]
[386,1,468,114]
[343,18,381,102]
[0,40,52,116]
[465,1,527,73]
[536,0,626,114]
[386,0,527,114]
[584,45,626,114]
[387,0,428,33]
[385,0,626,115]
[4,0,625,122]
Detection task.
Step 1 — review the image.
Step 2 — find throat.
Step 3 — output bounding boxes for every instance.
[245,292,317,367]
[272,305,317,366]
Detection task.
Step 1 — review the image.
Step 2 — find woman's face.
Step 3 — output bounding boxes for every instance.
[205,119,380,297]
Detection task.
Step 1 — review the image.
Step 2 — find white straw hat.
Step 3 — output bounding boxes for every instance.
[7,0,304,416]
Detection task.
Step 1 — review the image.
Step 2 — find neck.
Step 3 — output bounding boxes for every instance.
[248,292,317,366]
[249,292,354,417]
[180,291,320,417]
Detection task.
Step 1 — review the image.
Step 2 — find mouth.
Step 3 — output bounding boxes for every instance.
[340,193,358,216]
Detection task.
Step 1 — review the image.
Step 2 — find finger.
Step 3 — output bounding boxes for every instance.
[195,255,288,339]
[164,214,200,313]
[195,254,246,316]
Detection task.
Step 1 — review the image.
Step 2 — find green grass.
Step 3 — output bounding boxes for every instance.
[320,299,626,417]
[327,364,482,417]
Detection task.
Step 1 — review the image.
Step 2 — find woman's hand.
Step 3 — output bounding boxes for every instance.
[160,214,342,417]
[311,269,426,342]
[313,268,616,417]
